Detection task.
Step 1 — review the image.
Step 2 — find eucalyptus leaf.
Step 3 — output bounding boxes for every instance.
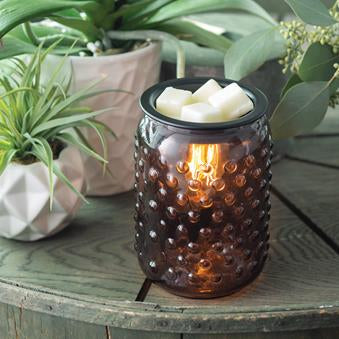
[281,73,302,98]
[299,43,339,82]
[284,0,336,26]
[270,81,330,139]
[224,27,286,80]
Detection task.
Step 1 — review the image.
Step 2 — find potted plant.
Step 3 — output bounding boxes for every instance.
[0,43,114,241]
[224,0,338,141]
[0,0,276,195]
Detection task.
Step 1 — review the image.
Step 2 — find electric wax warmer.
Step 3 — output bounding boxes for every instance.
[134,78,272,298]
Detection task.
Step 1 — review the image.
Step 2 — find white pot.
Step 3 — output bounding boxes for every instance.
[44,43,161,196]
[0,147,85,241]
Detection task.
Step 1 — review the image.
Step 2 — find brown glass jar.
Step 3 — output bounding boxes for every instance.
[134,78,271,298]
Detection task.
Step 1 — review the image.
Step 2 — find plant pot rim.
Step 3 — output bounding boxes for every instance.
[64,42,160,62]
[7,146,74,170]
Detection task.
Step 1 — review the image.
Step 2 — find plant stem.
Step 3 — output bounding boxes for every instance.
[107,30,185,78]
[23,22,41,46]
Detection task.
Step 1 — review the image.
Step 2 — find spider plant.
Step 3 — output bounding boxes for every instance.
[0,0,277,77]
[0,42,116,207]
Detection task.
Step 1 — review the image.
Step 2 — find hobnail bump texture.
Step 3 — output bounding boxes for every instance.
[0,147,85,241]
[135,115,272,298]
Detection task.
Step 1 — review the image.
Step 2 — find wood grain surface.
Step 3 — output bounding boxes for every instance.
[0,113,339,338]
[144,195,339,315]
[288,137,339,167]
[0,303,179,339]
[272,159,339,245]
[0,192,144,302]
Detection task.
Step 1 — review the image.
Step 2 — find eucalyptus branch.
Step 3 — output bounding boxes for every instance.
[107,30,185,78]
[23,22,41,46]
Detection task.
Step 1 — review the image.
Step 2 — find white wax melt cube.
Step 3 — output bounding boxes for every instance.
[208,83,254,120]
[181,103,225,123]
[192,79,222,103]
[156,86,192,118]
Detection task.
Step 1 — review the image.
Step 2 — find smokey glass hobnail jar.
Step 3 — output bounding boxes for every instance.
[134,78,272,298]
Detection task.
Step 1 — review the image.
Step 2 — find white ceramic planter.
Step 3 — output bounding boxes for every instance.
[44,43,161,196]
[0,147,85,241]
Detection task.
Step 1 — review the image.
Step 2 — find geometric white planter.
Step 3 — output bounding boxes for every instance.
[0,147,85,241]
[44,43,162,196]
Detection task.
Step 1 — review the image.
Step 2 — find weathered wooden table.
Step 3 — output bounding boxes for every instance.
[1,110,339,339]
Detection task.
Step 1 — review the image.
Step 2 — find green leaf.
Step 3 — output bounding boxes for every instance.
[270,81,330,139]
[284,0,336,26]
[186,12,272,36]
[298,42,339,96]
[0,35,85,61]
[57,131,107,164]
[26,135,54,209]
[299,43,339,82]
[157,18,232,53]
[224,27,286,80]
[122,0,175,27]
[145,0,276,26]
[30,147,87,203]
[281,73,302,98]
[51,15,101,40]
[8,22,84,44]
[32,108,112,135]
[161,39,224,66]
[107,29,186,78]
[0,36,37,59]
[0,149,17,175]
[0,0,98,39]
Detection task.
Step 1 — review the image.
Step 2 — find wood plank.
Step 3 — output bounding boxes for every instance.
[110,328,179,339]
[142,194,339,333]
[0,303,107,339]
[272,159,339,245]
[0,303,179,339]
[0,191,144,302]
[0,159,338,334]
[288,137,339,167]
[184,327,339,339]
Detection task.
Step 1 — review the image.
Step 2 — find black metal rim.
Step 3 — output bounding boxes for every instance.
[139,77,268,130]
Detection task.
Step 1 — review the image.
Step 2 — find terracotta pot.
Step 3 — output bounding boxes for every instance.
[0,147,85,241]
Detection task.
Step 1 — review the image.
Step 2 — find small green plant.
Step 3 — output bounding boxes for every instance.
[0,42,115,206]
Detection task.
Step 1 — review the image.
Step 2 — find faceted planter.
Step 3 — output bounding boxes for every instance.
[43,43,162,196]
[0,147,85,241]
[135,78,272,298]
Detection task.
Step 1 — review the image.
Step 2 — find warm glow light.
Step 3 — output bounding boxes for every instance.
[187,144,222,186]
